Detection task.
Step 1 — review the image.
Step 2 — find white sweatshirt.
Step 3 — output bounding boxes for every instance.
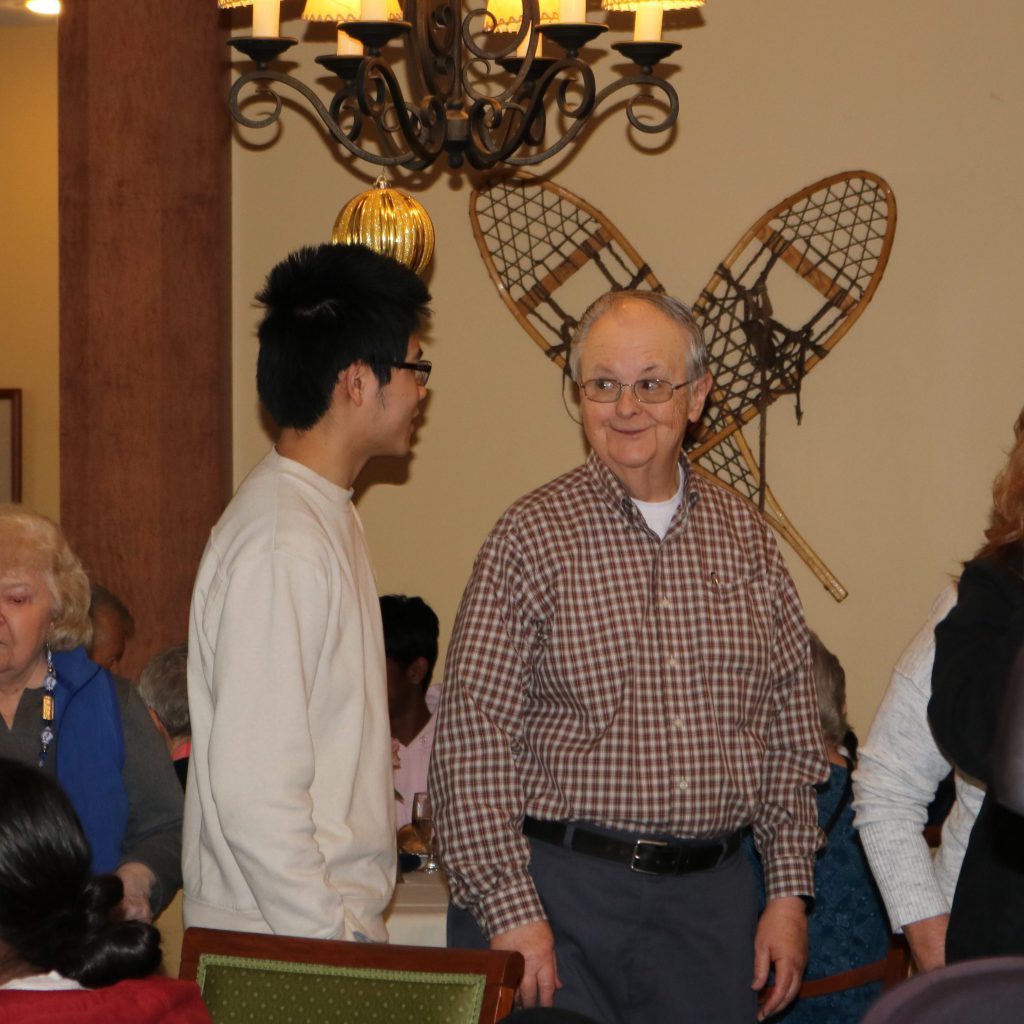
[183,449,396,940]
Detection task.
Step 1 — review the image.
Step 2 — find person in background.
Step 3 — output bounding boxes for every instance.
[381,594,440,829]
[0,506,183,922]
[929,406,1024,960]
[184,244,432,941]
[853,587,985,972]
[138,643,190,791]
[994,647,1024,815]
[431,290,827,1023]
[747,633,889,1023]
[0,758,210,1021]
[86,583,135,673]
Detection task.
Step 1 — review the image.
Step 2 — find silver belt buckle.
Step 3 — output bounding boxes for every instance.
[630,838,668,874]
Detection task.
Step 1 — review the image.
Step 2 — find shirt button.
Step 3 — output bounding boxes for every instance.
[673,716,684,730]
[667,655,680,669]
[677,777,689,791]
[658,597,671,609]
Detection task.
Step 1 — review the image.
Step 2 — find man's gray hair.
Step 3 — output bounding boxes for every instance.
[138,642,190,740]
[568,291,710,392]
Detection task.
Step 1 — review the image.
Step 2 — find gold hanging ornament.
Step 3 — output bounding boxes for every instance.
[332,176,435,276]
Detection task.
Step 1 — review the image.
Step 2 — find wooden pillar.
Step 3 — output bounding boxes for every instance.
[59,0,231,679]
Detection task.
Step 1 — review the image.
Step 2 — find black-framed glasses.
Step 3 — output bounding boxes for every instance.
[579,377,690,404]
[391,359,432,386]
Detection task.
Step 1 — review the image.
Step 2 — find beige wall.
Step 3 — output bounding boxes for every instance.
[231,0,1024,732]
[0,24,59,519]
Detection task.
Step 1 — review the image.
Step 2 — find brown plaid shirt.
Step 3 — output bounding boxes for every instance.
[430,453,828,938]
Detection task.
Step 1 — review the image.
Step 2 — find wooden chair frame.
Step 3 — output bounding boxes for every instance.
[179,927,523,1024]
[796,934,911,1000]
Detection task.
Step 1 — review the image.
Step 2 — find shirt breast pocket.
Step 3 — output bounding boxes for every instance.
[697,569,774,719]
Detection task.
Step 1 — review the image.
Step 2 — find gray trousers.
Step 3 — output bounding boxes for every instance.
[449,835,759,1024]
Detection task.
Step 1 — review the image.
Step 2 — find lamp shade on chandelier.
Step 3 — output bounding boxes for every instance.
[601,0,703,42]
[219,0,706,171]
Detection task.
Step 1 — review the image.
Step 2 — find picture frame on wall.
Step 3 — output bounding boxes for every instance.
[0,389,23,504]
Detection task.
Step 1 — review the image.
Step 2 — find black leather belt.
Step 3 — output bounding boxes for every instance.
[522,816,741,876]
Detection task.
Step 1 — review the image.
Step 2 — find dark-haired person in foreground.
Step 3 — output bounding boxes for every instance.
[184,243,431,941]
[431,291,826,1023]
[0,758,210,1020]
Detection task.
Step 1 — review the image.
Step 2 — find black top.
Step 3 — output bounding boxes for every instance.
[174,754,189,791]
[929,544,1024,782]
[928,543,1024,960]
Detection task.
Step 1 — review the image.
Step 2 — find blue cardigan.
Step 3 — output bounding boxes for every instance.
[51,647,129,874]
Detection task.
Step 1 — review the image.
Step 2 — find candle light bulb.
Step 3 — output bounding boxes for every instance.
[252,0,281,37]
[558,0,586,23]
[337,27,362,55]
[633,4,662,41]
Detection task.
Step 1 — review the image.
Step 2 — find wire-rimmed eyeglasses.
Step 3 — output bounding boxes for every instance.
[391,359,432,386]
[579,377,691,404]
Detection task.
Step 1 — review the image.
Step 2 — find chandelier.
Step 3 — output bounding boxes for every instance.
[220,0,705,171]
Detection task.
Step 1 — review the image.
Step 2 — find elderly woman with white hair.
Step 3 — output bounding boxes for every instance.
[0,505,183,921]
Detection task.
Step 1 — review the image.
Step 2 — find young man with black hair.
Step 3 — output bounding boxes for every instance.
[184,244,432,941]
[380,594,440,828]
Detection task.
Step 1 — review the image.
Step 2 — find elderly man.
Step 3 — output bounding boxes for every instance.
[430,291,827,1024]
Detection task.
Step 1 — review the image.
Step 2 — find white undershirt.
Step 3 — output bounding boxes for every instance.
[0,971,83,991]
[631,473,684,540]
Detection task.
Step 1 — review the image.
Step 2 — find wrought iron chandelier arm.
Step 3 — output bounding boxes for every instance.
[496,68,678,167]
[407,0,461,105]
[354,57,448,166]
[618,73,679,135]
[466,54,597,166]
[228,68,413,167]
[459,0,539,106]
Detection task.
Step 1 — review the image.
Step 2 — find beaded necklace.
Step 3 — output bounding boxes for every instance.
[38,645,57,768]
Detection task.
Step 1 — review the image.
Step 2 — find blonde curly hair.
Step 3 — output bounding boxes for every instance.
[0,506,92,651]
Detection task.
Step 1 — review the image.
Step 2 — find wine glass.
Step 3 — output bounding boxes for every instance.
[412,792,439,873]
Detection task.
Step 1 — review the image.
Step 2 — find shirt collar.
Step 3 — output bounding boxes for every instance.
[584,451,700,525]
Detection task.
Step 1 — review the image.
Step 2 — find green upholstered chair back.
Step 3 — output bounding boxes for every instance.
[179,927,524,1024]
[196,953,485,1023]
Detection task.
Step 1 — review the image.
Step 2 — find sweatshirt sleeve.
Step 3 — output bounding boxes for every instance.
[853,658,955,930]
[204,550,346,938]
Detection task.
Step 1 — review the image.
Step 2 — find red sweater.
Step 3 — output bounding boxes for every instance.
[0,977,211,1023]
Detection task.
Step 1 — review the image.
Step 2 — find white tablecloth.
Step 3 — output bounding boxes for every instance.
[384,868,450,947]
[157,867,451,972]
